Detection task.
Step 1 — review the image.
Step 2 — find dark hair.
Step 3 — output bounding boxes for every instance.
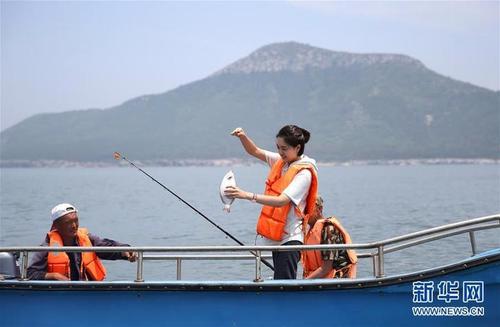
[276,125,310,156]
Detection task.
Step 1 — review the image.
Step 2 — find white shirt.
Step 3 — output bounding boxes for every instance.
[256,150,317,246]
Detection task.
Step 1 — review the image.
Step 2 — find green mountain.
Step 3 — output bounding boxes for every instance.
[1,42,499,162]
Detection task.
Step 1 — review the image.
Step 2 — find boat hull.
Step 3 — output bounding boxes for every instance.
[1,253,499,327]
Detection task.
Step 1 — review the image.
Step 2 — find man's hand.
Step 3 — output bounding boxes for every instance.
[122,251,137,262]
[45,272,70,281]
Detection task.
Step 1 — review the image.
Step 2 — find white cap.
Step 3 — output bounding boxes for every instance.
[51,203,78,221]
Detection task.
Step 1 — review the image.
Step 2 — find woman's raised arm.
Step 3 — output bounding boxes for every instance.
[231,127,267,162]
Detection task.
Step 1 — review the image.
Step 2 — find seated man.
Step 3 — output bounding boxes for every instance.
[302,196,357,279]
[28,203,136,281]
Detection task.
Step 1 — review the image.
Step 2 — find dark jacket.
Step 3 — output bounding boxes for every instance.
[27,232,129,280]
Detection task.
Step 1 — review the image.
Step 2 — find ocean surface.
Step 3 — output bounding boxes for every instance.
[1,164,499,281]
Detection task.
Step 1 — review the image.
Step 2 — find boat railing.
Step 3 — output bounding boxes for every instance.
[1,214,498,282]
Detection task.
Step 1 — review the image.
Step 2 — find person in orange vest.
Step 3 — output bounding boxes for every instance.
[27,203,137,281]
[302,196,357,279]
[225,125,318,279]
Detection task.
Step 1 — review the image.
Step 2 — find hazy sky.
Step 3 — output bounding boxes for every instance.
[1,1,499,130]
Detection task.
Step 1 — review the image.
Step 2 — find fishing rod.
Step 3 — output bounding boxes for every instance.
[113,152,274,271]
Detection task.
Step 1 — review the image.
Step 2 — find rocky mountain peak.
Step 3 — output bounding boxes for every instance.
[213,41,425,75]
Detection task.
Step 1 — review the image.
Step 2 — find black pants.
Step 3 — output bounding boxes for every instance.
[272,240,302,280]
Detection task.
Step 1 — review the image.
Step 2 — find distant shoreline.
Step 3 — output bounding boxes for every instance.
[1,158,498,168]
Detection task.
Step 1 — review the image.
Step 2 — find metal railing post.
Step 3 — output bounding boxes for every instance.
[469,231,477,256]
[20,251,28,280]
[254,251,263,282]
[176,258,182,280]
[372,254,379,278]
[135,252,144,282]
[376,246,385,278]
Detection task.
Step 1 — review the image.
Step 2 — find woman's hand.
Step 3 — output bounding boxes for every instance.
[224,185,251,200]
[230,127,246,138]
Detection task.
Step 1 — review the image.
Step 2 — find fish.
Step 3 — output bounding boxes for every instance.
[219,170,236,213]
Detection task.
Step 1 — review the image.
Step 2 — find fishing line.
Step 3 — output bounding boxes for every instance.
[113,152,274,271]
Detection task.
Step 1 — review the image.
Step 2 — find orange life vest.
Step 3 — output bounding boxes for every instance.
[257,159,318,241]
[47,228,106,281]
[303,217,357,279]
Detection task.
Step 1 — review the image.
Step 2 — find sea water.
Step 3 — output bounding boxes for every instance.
[1,164,499,280]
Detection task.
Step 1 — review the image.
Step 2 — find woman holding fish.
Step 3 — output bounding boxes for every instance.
[225,125,318,279]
